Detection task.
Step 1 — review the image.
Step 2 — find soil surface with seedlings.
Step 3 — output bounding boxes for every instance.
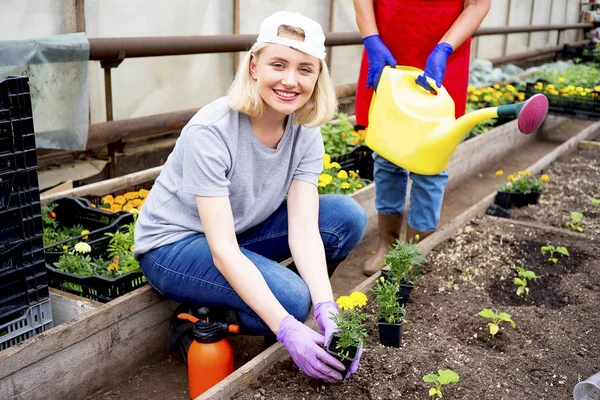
[233,216,600,400]
[509,149,600,238]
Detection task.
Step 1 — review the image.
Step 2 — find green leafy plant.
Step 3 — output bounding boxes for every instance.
[372,277,406,324]
[423,369,460,400]
[589,197,600,213]
[42,203,87,248]
[383,238,427,285]
[565,211,584,232]
[320,112,364,156]
[540,244,570,264]
[498,171,548,194]
[478,308,516,338]
[331,292,370,361]
[318,154,368,195]
[513,267,538,297]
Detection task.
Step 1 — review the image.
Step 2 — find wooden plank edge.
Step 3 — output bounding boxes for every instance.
[578,140,600,151]
[486,215,596,242]
[198,119,600,400]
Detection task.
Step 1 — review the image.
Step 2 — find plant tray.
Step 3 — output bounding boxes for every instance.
[525,80,600,121]
[331,145,374,181]
[43,197,135,251]
[0,76,36,154]
[45,234,147,303]
[0,299,52,352]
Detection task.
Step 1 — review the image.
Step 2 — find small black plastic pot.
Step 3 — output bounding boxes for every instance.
[525,191,541,205]
[486,203,511,218]
[398,284,413,307]
[378,320,404,348]
[510,193,532,208]
[324,335,359,378]
[495,192,512,209]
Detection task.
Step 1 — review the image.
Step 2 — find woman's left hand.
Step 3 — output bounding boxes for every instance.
[416,42,453,93]
[313,300,339,342]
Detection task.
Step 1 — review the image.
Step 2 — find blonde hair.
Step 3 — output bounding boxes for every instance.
[228,28,337,127]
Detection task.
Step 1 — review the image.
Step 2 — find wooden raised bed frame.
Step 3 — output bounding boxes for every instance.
[1,116,598,400]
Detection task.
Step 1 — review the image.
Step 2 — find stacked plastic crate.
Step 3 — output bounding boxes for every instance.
[0,76,52,351]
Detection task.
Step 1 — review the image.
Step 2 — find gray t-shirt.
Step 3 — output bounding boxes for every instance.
[134,96,325,256]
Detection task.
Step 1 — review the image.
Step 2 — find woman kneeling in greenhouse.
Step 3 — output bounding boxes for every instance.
[133,11,367,383]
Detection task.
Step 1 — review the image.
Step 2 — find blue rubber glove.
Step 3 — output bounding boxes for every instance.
[416,42,453,93]
[277,315,345,383]
[363,34,397,90]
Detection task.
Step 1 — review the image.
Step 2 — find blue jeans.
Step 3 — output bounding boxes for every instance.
[373,152,448,232]
[138,194,367,335]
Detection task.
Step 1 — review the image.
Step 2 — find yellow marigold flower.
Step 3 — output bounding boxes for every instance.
[483,95,492,102]
[546,84,555,90]
[130,199,142,207]
[138,189,150,199]
[517,171,526,176]
[114,195,127,205]
[74,242,91,253]
[558,77,565,83]
[102,195,115,205]
[341,182,350,189]
[124,191,140,200]
[110,203,122,213]
[350,131,359,137]
[349,171,359,178]
[81,229,90,240]
[130,245,135,253]
[576,87,584,92]
[525,171,531,177]
[495,170,504,176]
[341,132,346,138]
[318,174,333,187]
[337,170,348,179]
[330,162,341,169]
[357,184,363,189]
[594,86,600,92]
[350,291,368,308]
[541,174,549,182]
[336,296,354,311]
[123,203,134,212]
[508,174,516,182]
[62,245,68,252]
[467,86,475,92]
[474,90,482,96]
[323,154,331,166]
[493,84,500,89]
[469,95,478,101]
[585,88,592,93]
[580,92,587,97]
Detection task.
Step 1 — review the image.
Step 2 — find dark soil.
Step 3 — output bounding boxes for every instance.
[233,217,600,400]
[509,149,600,238]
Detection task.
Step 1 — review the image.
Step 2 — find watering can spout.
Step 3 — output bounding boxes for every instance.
[365,66,549,176]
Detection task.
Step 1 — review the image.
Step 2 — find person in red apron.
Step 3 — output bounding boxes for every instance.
[354,0,491,276]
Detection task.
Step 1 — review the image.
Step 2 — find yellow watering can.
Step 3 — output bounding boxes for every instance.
[366,66,549,175]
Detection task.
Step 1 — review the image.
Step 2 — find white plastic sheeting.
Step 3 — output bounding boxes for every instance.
[0,33,89,150]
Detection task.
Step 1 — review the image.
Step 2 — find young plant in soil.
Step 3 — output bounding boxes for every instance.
[478,308,516,338]
[423,369,460,400]
[540,244,570,264]
[372,277,406,347]
[327,292,369,367]
[566,211,584,232]
[383,237,427,286]
[589,197,600,213]
[514,267,538,297]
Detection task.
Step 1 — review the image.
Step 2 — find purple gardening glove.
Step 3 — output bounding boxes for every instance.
[314,301,363,379]
[314,301,339,343]
[416,42,453,93]
[363,34,397,90]
[277,315,345,383]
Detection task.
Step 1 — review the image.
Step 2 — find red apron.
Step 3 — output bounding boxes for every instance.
[355,0,471,127]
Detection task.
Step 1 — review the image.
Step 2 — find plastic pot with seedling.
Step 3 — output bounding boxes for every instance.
[478,308,516,338]
[540,244,570,264]
[566,211,584,232]
[423,369,460,400]
[514,267,538,297]
[372,277,407,348]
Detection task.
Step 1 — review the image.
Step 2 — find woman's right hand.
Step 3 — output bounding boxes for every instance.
[277,315,345,383]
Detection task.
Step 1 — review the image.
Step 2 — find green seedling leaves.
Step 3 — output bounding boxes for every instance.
[566,211,584,232]
[589,197,600,212]
[423,370,460,400]
[514,267,537,297]
[555,247,570,257]
[540,244,569,264]
[478,308,496,319]
[478,308,516,337]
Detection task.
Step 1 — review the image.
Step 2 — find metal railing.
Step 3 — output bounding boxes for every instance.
[85,23,591,176]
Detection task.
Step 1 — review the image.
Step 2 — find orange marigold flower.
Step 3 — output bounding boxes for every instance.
[124,191,140,200]
[114,195,127,205]
[138,189,150,199]
[102,195,115,205]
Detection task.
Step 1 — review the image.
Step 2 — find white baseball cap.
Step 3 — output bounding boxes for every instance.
[256,11,327,60]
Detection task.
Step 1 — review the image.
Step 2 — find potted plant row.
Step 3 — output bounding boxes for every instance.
[494,170,549,209]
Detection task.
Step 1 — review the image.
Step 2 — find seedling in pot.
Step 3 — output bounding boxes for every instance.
[540,244,569,264]
[589,197,600,213]
[382,237,427,286]
[513,267,538,297]
[327,292,369,366]
[565,211,584,232]
[372,277,407,347]
[478,308,516,338]
[423,369,460,400]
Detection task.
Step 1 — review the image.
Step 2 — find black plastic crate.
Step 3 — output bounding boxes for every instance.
[43,197,135,251]
[331,145,374,181]
[0,237,49,327]
[525,80,600,121]
[0,168,42,246]
[0,76,36,154]
[45,234,146,303]
[0,76,33,120]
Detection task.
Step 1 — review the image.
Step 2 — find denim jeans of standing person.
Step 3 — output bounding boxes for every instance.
[138,194,367,335]
[373,152,448,231]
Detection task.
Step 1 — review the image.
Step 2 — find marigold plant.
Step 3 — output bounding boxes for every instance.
[318,154,368,195]
[331,292,369,360]
[498,171,548,194]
